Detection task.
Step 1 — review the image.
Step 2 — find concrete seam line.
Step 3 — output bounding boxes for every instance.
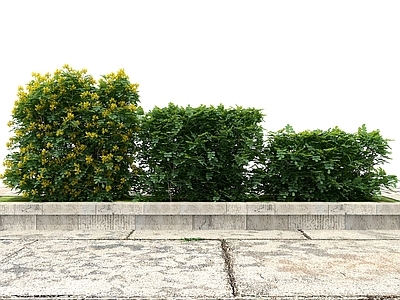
[0,239,38,263]
[220,238,238,297]
[7,295,74,299]
[229,295,400,300]
[2,296,400,299]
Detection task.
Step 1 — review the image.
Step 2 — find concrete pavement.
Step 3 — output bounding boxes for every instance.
[1,230,400,299]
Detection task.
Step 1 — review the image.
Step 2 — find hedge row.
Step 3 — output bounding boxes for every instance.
[1,66,398,202]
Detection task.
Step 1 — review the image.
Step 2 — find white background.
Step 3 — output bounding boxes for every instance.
[0,0,399,179]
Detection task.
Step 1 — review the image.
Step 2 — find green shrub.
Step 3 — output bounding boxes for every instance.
[135,103,265,201]
[261,124,398,201]
[1,65,140,201]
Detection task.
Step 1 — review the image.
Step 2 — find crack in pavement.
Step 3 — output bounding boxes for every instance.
[298,229,312,240]
[124,229,135,240]
[220,239,237,297]
[1,240,38,264]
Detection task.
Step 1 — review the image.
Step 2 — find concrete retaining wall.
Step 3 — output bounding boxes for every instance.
[1,202,400,230]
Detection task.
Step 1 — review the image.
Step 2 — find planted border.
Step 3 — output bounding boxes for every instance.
[0,66,398,202]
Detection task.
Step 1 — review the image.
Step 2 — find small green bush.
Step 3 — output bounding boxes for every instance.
[1,65,140,201]
[135,103,265,201]
[261,124,398,201]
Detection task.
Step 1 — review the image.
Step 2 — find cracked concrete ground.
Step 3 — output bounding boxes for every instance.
[0,230,400,299]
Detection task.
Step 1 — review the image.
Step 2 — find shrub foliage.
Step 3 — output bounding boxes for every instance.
[135,103,265,201]
[261,125,398,201]
[1,66,398,202]
[1,65,140,201]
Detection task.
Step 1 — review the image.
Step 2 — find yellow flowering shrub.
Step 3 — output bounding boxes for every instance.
[1,65,141,201]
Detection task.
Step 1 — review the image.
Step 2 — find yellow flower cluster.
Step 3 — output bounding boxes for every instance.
[103,69,127,82]
[27,122,36,131]
[101,153,113,163]
[74,163,81,174]
[85,155,93,164]
[66,112,74,121]
[91,93,99,101]
[15,129,24,137]
[127,104,137,112]
[67,152,76,160]
[38,123,51,131]
[75,144,87,152]
[42,87,50,94]
[35,104,44,111]
[3,160,13,168]
[130,83,139,92]
[80,91,91,98]
[17,86,28,101]
[31,71,49,81]
[62,64,72,71]
[80,101,90,110]
[102,110,110,118]
[49,102,57,111]
[41,180,51,188]
[121,134,129,142]
[86,132,98,139]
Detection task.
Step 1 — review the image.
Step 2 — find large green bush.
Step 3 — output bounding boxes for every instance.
[135,103,265,201]
[1,65,140,201]
[261,125,398,201]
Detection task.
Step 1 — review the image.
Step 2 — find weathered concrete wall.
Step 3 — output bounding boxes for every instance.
[1,202,400,230]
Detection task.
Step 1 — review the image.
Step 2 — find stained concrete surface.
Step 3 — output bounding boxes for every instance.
[0,230,400,299]
[233,239,400,298]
